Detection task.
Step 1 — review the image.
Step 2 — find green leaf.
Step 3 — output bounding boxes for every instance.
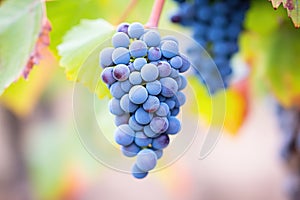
[264,23,300,107]
[58,19,114,98]
[0,0,43,95]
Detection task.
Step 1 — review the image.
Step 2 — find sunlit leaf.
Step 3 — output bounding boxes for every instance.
[189,77,248,135]
[58,19,114,99]
[0,49,57,117]
[0,0,44,95]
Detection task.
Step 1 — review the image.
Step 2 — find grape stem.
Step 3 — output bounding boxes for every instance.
[115,0,138,25]
[145,0,165,28]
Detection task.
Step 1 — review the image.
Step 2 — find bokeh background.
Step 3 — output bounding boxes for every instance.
[0,0,298,200]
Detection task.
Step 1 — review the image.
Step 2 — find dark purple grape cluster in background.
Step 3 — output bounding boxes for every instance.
[277,105,300,200]
[171,0,250,93]
[99,22,190,179]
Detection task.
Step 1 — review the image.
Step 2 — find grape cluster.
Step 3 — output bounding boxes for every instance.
[277,105,300,200]
[99,22,190,179]
[171,0,250,93]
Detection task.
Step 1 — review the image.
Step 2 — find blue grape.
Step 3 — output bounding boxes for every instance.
[175,91,186,106]
[144,125,158,138]
[132,164,148,179]
[112,32,130,48]
[99,47,114,68]
[146,80,162,95]
[155,102,170,117]
[157,61,172,77]
[101,67,116,85]
[112,47,130,64]
[143,95,160,112]
[166,116,181,134]
[152,149,163,159]
[161,40,179,58]
[160,77,178,97]
[110,82,125,99]
[165,99,176,110]
[179,55,190,73]
[120,94,138,113]
[114,124,135,146]
[178,75,187,90]
[133,57,147,71]
[141,63,159,82]
[135,108,153,125]
[129,71,143,85]
[136,149,157,172]
[109,98,124,116]
[120,80,132,93]
[121,143,141,157]
[150,117,169,134]
[170,68,179,78]
[152,134,170,150]
[170,56,183,69]
[196,5,211,22]
[143,30,161,47]
[170,107,180,116]
[114,114,130,126]
[128,115,143,131]
[135,131,152,147]
[129,40,148,58]
[129,85,148,104]
[148,47,162,61]
[128,22,144,38]
[117,22,129,34]
[113,64,130,81]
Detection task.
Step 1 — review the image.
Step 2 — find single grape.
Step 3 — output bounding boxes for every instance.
[155,102,170,117]
[133,57,147,71]
[110,82,125,99]
[136,149,157,172]
[128,115,143,131]
[129,71,143,85]
[152,134,170,150]
[101,67,116,85]
[150,117,169,134]
[120,80,133,93]
[170,56,183,69]
[113,64,130,81]
[143,30,161,47]
[160,77,178,97]
[135,107,153,125]
[161,40,179,58]
[120,94,138,113]
[99,47,114,68]
[117,22,130,34]
[148,47,162,61]
[146,80,162,96]
[128,22,144,38]
[114,124,135,146]
[141,63,159,82]
[129,40,148,58]
[121,143,141,157]
[144,125,158,138]
[166,116,181,134]
[112,32,130,48]
[170,107,180,116]
[109,98,124,116]
[129,85,148,104]
[178,75,187,90]
[143,95,160,112]
[157,61,172,77]
[112,47,130,64]
[132,163,148,179]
